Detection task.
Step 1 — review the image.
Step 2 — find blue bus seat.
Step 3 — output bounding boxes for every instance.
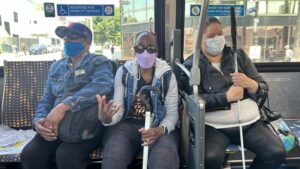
[284,119,300,139]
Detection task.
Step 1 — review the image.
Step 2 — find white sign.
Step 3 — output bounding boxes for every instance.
[249,46,261,60]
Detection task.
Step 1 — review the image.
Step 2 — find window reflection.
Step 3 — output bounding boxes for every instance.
[184,0,300,63]
[120,0,155,60]
[0,0,155,65]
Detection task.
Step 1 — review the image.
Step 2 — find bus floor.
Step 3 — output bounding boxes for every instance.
[1,163,300,169]
[228,166,300,169]
[0,159,143,169]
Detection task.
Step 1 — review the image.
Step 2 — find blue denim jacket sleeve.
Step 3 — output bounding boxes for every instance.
[62,60,114,112]
[34,64,56,123]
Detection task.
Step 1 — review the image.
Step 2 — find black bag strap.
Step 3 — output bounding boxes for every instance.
[160,70,172,105]
[260,105,281,122]
[121,65,129,98]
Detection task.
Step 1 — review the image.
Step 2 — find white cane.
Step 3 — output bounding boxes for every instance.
[143,111,151,169]
[235,52,246,169]
[139,86,159,169]
[231,7,246,169]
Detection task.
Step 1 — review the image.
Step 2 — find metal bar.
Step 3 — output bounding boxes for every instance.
[190,0,209,98]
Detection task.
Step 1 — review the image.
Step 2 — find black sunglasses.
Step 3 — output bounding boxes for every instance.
[134,45,157,54]
[64,32,86,40]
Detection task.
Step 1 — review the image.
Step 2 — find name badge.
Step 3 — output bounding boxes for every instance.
[74,68,86,76]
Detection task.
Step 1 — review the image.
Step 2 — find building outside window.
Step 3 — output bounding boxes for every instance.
[120,0,155,59]
[183,0,300,62]
[13,12,18,23]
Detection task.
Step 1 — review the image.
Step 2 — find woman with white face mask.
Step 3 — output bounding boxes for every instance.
[183,17,285,169]
[97,31,180,169]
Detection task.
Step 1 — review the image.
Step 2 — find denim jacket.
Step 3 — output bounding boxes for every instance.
[34,53,114,122]
[104,58,179,133]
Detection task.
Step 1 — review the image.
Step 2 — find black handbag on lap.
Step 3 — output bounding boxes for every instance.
[58,104,104,143]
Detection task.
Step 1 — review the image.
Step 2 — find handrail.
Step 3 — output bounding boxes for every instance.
[175,61,190,77]
[188,1,209,169]
[190,0,209,98]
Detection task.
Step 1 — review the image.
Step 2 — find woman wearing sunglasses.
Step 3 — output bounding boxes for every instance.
[97,31,180,169]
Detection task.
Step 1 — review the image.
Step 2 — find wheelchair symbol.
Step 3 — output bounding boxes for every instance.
[59,6,67,15]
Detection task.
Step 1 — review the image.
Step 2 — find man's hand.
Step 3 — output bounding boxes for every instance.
[226,85,244,102]
[34,118,57,141]
[139,127,164,146]
[97,94,120,124]
[44,103,70,136]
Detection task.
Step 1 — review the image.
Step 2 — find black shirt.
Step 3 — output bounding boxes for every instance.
[128,70,154,124]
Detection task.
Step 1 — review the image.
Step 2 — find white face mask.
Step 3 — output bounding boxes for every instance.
[206,35,226,56]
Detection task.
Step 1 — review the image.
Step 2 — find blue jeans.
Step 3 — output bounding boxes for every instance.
[102,120,180,169]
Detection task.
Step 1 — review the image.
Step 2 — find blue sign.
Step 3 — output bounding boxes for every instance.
[247,7,256,14]
[190,4,244,17]
[57,4,114,16]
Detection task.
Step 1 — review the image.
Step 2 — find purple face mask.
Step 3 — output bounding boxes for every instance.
[136,51,157,69]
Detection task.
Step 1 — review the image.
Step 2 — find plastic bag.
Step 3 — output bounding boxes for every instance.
[260,106,299,152]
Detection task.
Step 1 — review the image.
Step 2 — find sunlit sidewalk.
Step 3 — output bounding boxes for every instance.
[0,52,26,58]
[0,52,62,66]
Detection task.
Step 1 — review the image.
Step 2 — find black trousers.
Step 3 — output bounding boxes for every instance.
[21,133,102,169]
[205,120,286,169]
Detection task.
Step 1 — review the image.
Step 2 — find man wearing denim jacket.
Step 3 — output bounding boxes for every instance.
[21,22,114,169]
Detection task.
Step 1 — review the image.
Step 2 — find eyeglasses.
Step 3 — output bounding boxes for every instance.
[134,45,157,54]
[64,32,86,40]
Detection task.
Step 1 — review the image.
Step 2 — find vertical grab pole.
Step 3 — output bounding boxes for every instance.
[190,0,209,98]
[230,7,246,169]
[189,1,209,169]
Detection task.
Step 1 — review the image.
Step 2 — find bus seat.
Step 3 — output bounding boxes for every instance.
[108,59,126,77]
[1,61,53,129]
[284,120,300,141]
[0,61,53,163]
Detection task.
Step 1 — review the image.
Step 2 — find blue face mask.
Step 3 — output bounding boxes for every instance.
[64,42,85,57]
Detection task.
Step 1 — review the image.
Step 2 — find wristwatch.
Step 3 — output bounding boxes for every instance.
[160,125,168,135]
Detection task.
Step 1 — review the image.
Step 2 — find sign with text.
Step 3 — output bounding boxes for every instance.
[190,4,244,16]
[249,45,261,60]
[57,4,114,16]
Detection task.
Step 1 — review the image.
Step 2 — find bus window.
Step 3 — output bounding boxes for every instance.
[121,0,155,60]
[0,0,155,66]
[184,0,300,63]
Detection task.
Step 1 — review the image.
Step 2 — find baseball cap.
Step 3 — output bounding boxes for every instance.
[55,22,92,42]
